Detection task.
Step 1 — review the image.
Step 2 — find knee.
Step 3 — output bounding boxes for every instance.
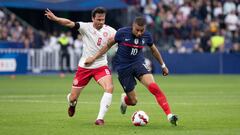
[104,84,114,93]
[130,98,137,106]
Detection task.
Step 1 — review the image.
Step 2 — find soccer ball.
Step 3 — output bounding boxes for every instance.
[131,110,149,126]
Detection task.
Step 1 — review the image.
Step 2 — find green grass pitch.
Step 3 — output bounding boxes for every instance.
[0,74,240,135]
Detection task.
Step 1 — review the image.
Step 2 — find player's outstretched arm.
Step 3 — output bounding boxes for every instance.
[84,37,116,66]
[150,44,169,76]
[45,8,75,28]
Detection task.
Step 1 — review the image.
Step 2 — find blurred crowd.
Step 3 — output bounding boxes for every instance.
[0,8,44,48]
[125,0,240,53]
[1,0,240,53]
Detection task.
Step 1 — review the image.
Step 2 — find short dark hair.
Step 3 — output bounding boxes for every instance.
[134,16,146,26]
[91,7,107,18]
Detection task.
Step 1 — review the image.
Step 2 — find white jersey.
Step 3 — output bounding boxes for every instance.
[77,22,116,69]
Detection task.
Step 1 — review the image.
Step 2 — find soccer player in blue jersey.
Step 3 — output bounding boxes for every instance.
[85,17,178,126]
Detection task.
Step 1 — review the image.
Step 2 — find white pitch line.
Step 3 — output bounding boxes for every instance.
[0,99,240,106]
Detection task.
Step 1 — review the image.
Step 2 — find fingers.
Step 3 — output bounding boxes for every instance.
[162,68,169,76]
[163,72,168,76]
[44,9,53,19]
[44,8,52,15]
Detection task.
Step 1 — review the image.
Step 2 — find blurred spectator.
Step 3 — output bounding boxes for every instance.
[213,1,223,18]
[210,31,225,53]
[0,10,44,48]
[58,33,71,73]
[0,9,5,19]
[223,0,236,15]
[224,10,239,39]
[73,34,83,61]
[199,30,211,52]
[179,2,192,19]
[229,42,240,53]
[192,43,204,53]
[209,18,219,34]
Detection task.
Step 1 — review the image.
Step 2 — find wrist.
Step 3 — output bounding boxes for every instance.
[161,63,166,69]
[55,17,60,22]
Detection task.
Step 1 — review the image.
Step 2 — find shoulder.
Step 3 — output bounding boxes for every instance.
[118,27,131,33]
[143,31,153,40]
[103,25,116,33]
[116,27,131,36]
[78,22,92,27]
[143,31,152,37]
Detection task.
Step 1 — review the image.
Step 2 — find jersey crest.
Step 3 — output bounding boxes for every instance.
[134,38,139,44]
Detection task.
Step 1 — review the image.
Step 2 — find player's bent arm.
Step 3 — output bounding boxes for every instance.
[150,44,165,65]
[150,44,169,76]
[84,37,116,66]
[45,9,75,28]
[92,37,116,60]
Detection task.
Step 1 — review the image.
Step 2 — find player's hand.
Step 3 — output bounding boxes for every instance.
[45,8,58,21]
[84,57,95,66]
[162,67,169,76]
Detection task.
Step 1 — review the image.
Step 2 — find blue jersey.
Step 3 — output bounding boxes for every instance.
[114,27,153,70]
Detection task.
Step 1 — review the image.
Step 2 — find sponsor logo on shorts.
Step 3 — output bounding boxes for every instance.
[73,79,78,86]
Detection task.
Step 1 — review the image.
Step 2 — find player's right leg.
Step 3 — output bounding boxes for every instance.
[67,66,91,117]
[120,90,137,114]
[118,69,137,114]
[67,87,84,117]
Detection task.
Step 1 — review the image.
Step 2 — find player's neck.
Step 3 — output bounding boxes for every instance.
[93,23,103,30]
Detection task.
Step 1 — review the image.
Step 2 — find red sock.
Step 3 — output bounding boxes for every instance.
[148,83,171,115]
[124,96,132,105]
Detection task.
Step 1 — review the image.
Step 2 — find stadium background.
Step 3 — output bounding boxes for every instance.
[0,0,240,135]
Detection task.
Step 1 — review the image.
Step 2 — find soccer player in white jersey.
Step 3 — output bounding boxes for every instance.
[45,7,116,125]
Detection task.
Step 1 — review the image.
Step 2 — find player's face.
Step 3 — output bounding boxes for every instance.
[132,23,145,38]
[92,13,106,30]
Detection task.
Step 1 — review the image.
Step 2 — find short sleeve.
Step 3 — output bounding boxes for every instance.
[78,22,88,33]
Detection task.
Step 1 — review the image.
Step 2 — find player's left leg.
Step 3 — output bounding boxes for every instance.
[120,90,137,114]
[139,74,178,126]
[94,66,113,125]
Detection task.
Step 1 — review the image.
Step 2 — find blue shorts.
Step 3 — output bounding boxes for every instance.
[117,62,151,93]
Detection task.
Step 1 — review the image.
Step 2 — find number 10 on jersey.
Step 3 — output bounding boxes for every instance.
[131,48,138,55]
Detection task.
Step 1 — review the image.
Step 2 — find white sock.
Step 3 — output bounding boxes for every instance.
[67,93,77,106]
[96,92,112,120]
[167,113,173,120]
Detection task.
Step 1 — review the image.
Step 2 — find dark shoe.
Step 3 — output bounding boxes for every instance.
[68,105,76,117]
[95,119,104,125]
[169,114,178,126]
[67,93,77,117]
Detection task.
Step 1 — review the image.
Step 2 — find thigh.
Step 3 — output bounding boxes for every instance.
[118,69,136,93]
[93,66,113,93]
[98,75,114,93]
[72,67,92,88]
[135,62,151,79]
